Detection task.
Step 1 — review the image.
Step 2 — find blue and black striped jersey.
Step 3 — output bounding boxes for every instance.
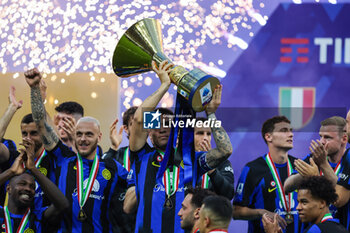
[48,141,129,233]
[130,143,208,233]
[233,154,300,233]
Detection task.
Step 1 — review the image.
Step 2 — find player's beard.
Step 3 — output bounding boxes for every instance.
[76,139,98,157]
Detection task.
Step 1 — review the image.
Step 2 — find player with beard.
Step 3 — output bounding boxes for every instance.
[178,187,215,233]
[124,60,233,233]
[24,68,129,233]
[0,138,68,233]
[197,195,232,233]
[233,116,300,233]
[284,116,350,230]
[0,104,55,208]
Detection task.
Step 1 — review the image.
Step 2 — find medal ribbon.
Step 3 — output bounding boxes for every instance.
[123,147,130,172]
[163,165,180,197]
[76,153,100,209]
[201,173,210,189]
[265,153,293,214]
[321,213,333,223]
[4,206,30,233]
[320,159,341,177]
[34,149,46,168]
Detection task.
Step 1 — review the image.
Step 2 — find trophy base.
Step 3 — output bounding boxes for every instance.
[177,68,220,112]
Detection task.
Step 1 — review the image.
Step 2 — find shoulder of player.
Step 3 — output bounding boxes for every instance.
[341,148,350,164]
[100,157,119,170]
[129,143,154,157]
[287,154,298,162]
[245,155,268,168]
[46,140,75,157]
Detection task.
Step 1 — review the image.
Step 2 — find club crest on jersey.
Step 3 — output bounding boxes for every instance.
[39,167,47,176]
[279,87,315,130]
[2,223,5,229]
[102,169,111,180]
[24,229,34,233]
[270,181,276,187]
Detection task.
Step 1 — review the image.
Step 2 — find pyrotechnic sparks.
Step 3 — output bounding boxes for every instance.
[0,0,269,109]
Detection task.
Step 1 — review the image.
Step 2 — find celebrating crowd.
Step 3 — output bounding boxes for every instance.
[0,61,350,233]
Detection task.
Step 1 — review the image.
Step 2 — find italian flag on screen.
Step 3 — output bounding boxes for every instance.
[279,87,315,129]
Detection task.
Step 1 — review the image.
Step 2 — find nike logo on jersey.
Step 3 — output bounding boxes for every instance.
[268,187,277,193]
[152,161,160,167]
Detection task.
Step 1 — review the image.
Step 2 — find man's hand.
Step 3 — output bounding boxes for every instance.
[8,86,23,110]
[309,139,327,166]
[9,153,25,175]
[152,60,173,86]
[61,116,76,142]
[205,84,222,115]
[109,118,123,151]
[198,139,211,152]
[294,158,319,177]
[20,138,36,170]
[24,68,42,88]
[261,211,287,230]
[262,213,283,233]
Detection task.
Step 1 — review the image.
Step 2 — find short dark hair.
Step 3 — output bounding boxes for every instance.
[298,176,338,206]
[261,116,290,144]
[122,106,137,126]
[21,113,34,124]
[55,101,84,116]
[202,196,232,225]
[186,187,215,208]
[321,116,346,136]
[9,171,33,185]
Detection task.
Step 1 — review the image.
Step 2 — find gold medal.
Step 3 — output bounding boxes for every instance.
[78,208,87,221]
[285,212,293,224]
[164,197,173,209]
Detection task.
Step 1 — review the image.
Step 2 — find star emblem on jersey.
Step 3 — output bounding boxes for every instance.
[143,110,161,129]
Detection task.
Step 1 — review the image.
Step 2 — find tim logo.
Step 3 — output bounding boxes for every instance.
[143,110,161,129]
[280,38,309,63]
[280,37,350,64]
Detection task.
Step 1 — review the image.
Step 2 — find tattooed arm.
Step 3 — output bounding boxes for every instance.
[129,60,173,151]
[203,85,233,168]
[24,68,59,151]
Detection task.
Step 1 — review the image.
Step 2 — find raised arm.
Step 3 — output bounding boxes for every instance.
[22,138,69,220]
[24,68,59,151]
[129,60,173,151]
[0,86,23,163]
[109,118,123,151]
[204,85,233,168]
[310,140,338,185]
[0,153,25,186]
